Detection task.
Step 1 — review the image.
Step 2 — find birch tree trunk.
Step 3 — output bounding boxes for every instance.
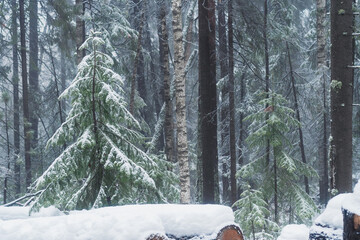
[330,0,353,193]
[172,0,190,203]
[316,0,329,204]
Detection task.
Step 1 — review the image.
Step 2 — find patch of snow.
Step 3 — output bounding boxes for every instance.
[315,193,352,229]
[0,204,236,240]
[277,224,309,240]
[342,180,360,215]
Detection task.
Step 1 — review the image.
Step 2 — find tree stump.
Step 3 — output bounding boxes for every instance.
[343,209,360,240]
[216,225,244,240]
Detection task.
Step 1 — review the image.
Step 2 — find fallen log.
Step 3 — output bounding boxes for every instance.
[216,225,244,240]
[343,209,360,240]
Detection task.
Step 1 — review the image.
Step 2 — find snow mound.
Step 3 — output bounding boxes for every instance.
[315,193,352,229]
[342,180,360,215]
[0,204,236,240]
[277,224,309,240]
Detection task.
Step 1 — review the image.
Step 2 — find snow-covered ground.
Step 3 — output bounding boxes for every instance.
[0,204,237,240]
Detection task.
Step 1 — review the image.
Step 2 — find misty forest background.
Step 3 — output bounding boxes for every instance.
[0,0,359,238]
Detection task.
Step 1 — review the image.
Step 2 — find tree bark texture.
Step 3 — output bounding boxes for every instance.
[199,0,218,204]
[4,99,10,203]
[172,0,191,203]
[29,0,39,170]
[218,0,230,205]
[330,0,353,193]
[12,0,21,196]
[286,42,309,194]
[76,0,86,65]
[228,0,237,205]
[159,4,174,164]
[20,0,32,188]
[317,0,329,205]
[129,0,145,115]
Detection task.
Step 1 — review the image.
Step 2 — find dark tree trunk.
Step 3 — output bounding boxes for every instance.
[264,0,270,167]
[159,3,174,164]
[20,0,32,188]
[29,0,39,172]
[76,0,86,65]
[218,0,230,205]
[199,0,218,204]
[227,0,237,205]
[286,42,309,194]
[317,0,329,205]
[4,98,10,204]
[12,0,21,196]
[129,0,145,115]
[237,72,246,199]
[330,0,353,193]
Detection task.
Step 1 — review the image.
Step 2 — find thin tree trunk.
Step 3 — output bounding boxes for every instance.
[227,0,237,205]
[274,148,278,223]
[76,0,86,65]
[172,0,190,203]
[20,0,32,188]
[264,0,270,167]
[317,0,329,204]
[129,1,145,115]
[29,0,39,172]
[330,0,353,193]
[4,97,10,204]
[237,72,246,198]
[199,0,218,204]
[286,42,309,194]
[159,3,174,164]
[12,0,21,196]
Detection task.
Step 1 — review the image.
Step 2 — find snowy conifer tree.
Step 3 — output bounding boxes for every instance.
[30,31,177,211]
[237,92,317,228]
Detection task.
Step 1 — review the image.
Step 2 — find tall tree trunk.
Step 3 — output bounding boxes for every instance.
[3,96,10,204]
[199,0,218,204]
[60,48,67,116]
[29,0,39,172]
[20,0,32,188]
[129,0,145,115]
[159,3,174,164]
[317,0,329,204]
[264,0,270,167]
[218,0,230,205]
[227,0,237,205]
[330,0,353,193]
[12,0,21,196]
[286,42,310,194]
[76,0,85,65]
[172,0,190,203]
[237,72,246,199]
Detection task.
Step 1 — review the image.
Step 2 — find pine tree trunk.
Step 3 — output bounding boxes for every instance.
[20,0,32,188]
[172,0,190,203]
[29,0,39,172]
[76,0,85,65]
[218,0,230,205]
[12,0,21,196]
[129,0,145,115]
[199,0,218,204]
[60,48,67,117]
[237,72,246,198]
[317,0,329,204]
[286,42,309,194]
[159,3,174,164]
[330,0,353,193]
[227,0,237,205]
[4,99,10,204]
[264,0,271,167]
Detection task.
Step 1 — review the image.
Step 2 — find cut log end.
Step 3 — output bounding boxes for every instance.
[216,225,244,240]
[354,214,360,230]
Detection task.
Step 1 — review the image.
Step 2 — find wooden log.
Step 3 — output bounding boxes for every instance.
[343,209,360,240]
[216,225,244,240]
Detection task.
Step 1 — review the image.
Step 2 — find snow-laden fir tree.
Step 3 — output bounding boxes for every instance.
[236,92,317,231]
[30,31,178,212]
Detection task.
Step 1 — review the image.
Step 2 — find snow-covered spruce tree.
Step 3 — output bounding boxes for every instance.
[30,31,177,212]
[236,92,317,228]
